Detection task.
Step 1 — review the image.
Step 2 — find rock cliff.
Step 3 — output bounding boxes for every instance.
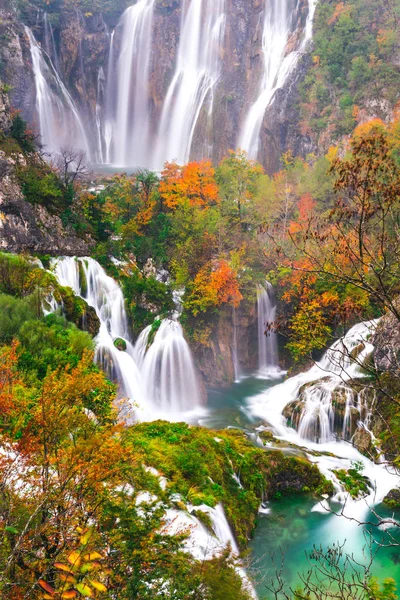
[0,85,93,256]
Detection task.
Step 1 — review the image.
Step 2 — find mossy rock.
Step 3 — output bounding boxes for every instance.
[383,488,400,510]
[114,337,127,352]
[60,286,100,336]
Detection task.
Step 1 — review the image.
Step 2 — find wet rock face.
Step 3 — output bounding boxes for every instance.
[0,9,36,128]
[352,427,373,456]
[193,301,258,388]
[373,308,400,374]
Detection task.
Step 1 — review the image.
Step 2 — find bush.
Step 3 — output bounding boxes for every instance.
[0,294,35,343]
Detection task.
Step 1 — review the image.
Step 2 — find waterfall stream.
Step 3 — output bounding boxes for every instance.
[248,320,399,522]
[238,0,317,160]
[106,0,155,167]
[25,27,90,156]
[153,0,226,169]
[257,283,281,377]
[25,0,318,167]
[51,257,202,421]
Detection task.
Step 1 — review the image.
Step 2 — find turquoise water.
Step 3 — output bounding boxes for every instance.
[250,496,400,598]
[203,377,400,598]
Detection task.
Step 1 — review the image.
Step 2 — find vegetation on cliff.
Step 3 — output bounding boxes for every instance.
[0,260,331,598]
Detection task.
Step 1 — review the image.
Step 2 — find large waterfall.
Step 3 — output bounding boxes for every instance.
[238,0,317,160]
[24,0,317,168]
[106,0,155,167]
[51,257,202,420]
[25,27,90,156]
[153,0,226,170]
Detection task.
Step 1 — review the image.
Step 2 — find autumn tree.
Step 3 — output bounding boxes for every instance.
[159,160,219,210]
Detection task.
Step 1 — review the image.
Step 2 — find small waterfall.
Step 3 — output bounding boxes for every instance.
[107,0,155,168]
[52,257,143,415]
[250,319,399,518]
[238,0,317,160]
[51,257,202,420]
[25,27,90,156]
[153,0,226,169]
[252,320,378,443]
[257,283,280,377]
[232,307,241,382]
[141,319,202,415]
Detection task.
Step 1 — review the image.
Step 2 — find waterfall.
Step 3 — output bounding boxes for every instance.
[233,307,241,382]
[106,0,155,168]
[25,27,90,156]
[141,319,202,415]
[51,257,202,420]
[52,257,143,416]
[251,320,377,442]
[249,319,399,520]
[257,283,280,377]
[43,12,61,74]
[153,0,226,170]
[238,0,317,160]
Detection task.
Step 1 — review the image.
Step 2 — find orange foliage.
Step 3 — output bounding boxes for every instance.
[328,2,351,25]
[160,160,219,209]
[0,341,19,416]
[188,260,243,314]
[289,193,316,234]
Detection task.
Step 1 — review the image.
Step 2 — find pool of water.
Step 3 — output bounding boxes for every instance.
[250,495,400,598]
[203,376,400,598]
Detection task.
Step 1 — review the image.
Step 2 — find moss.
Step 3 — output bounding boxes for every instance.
[114,337,127,351]
[333,465,370,499]
[191,509,215,536]
[122,422,332,549]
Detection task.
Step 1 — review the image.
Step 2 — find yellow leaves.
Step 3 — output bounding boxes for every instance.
[67,551,82,567]
[55,563,75,574]
[187,260,243,315]
[61,592,78,599]
[83,552,102,562]
[89,580,107,593]
[326,146,338,164]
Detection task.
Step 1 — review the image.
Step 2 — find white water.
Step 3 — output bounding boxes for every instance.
[25,27,90,156]
[238,0,317,160]
[106,0,155,168]
[140,319,202,417]
[51,257,202,421]
[248,320,399,524]
[152,0,226,169]
[257,283,281,378]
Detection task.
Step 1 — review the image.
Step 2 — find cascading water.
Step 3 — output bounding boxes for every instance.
[26,27,90,156]
[51,257,202,420]
[52,257,144,418]
[153,0,226,170]
[238,0,317,160]
[42,12,61,75]
[105,0,155,168]
[141,319,202,416]
[232,307,241,382]
[257,283,280,377]
[248,320,399,522]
